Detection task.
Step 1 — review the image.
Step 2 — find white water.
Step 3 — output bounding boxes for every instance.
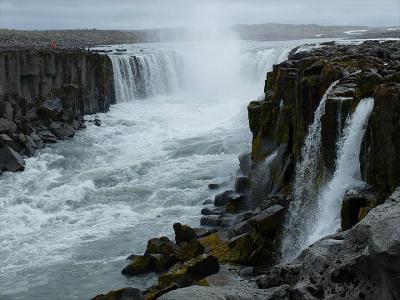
[307,97,374,244]
[281,80,340,261]
[0,39,301,300]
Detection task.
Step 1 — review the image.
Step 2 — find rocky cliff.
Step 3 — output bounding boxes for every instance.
[248,40,400,202]
[0,49,115,172]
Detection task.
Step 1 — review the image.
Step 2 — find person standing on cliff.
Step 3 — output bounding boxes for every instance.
[50,41,57,49]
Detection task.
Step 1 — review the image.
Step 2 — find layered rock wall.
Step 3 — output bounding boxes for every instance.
[0,49,115,171]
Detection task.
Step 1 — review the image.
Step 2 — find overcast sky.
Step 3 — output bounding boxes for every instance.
[0,0,399,30]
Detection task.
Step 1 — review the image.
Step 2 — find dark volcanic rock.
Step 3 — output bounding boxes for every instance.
[173,223,197,245]
[49,122,75,139]
[0,146,25,172]
[214,190,236,207]
[0,118,17,134]
[38,98,63,120]
[257,188,400,299]
[92,288,144,300]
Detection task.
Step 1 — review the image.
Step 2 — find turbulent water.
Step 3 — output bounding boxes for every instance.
[0,39,301,300]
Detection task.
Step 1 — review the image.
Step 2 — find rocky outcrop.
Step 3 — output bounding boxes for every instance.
[0,48,115,172]
[256,187,400,299]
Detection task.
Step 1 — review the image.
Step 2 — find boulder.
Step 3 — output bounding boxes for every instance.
[202,199,213,205]
[91,288,144,300]
[0,134,16,150]
[175,240,205,262]
[201,207,223,216]
[149,254,177,273]
[234,176,249,193]
[173,223,197,245]
[121,255,152,276]
[145,237,178,256]
[0,147,25,172]
[200,216,220,227]
[248,205,285,235]
[208,183,220,190]
[341,186,381,230]
[37,130,58,143]
[0,118,17,134]
[49,122,75,139]
[158,254,219,289]
[225,194,248,213]
[38,98,63,120]
[214,190,236,207]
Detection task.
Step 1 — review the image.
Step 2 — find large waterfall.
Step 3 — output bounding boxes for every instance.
[281,83,374,261]
[110,50,186,101]
[106,41,296,102]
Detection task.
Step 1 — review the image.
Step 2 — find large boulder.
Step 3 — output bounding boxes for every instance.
[38,98,63,120]
[248,205,285,235]
[173,223,197,245]
[0,147,25,172]
[145,236,178,256]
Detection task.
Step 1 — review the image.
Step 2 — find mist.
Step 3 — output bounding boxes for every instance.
[1,0,399,30]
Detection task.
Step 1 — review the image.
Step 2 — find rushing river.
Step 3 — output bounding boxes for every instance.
[0,39,304,299]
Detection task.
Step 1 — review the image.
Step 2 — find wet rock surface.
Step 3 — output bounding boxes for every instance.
[256,188,400,299]
[0,48,115,173]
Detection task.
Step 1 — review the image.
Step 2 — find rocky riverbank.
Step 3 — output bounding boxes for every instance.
[0,48,114,173]
[93,40,400,299]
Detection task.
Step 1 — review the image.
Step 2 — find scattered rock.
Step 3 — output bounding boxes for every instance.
[173,223,197,245]
[175,240,205,261]
[202,199,213,205]
[91,288,144,300]
[214,190,236,207]
[208,183,220,190]
[49,122,75,139]
[145,237,178,256]
[121,255,152,276]
[200,215,220,227]
[0,118,17,134]
[0,147,25,172]
[38,98,63,120]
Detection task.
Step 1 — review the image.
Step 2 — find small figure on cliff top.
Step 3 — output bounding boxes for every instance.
[50,41,57,49]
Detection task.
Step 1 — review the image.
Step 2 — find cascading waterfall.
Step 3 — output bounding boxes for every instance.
[250,150,278,207]
[110,50,186,101]
[306,97,374,244]
[280,80,340,261]
[281,95,374,261]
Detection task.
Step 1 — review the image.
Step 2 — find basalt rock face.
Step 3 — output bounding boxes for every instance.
[0,49,115,172]
[248,40,400,206]
[256,188,400,299]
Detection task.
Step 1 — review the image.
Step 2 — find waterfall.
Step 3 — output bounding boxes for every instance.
[250,150,278,207]
[280,80,340,261]
[281,95,374,261]
[306,97,374,244]
[110,50,186,102]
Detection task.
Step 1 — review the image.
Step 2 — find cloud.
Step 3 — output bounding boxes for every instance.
[0,0,399,30]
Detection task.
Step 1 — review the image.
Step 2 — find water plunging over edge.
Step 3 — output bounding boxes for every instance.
[306,97,374,245]
[280,80,340,261]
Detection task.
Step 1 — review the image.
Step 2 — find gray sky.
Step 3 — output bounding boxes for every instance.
[0,0,399,30]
